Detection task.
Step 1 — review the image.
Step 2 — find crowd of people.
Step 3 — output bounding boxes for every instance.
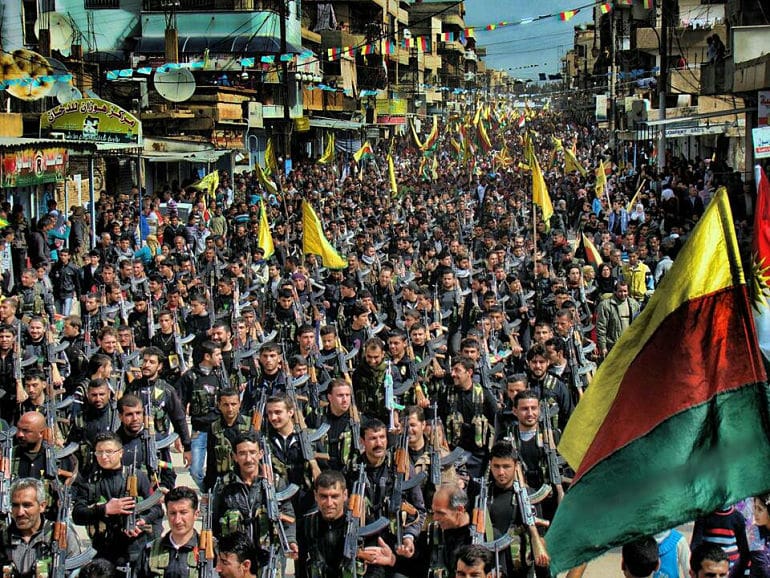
[0,106,764,578]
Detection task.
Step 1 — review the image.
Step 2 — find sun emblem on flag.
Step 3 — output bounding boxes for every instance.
[751,253,770,311]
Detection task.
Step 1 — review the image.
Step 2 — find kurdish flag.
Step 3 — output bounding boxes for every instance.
[560,9,578,21]
[600,2,612,13]
[302,201,348,269]
[547,188,770,573]
[753,165,770,361]
[581,232,603,267]
[353,141,374,163]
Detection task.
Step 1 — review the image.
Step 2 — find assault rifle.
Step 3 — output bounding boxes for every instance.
[51,483,98,578]
[198,492,216,578]
[14,327,29,404]
[428,406,465,488]
[540,401,565,503]
[285,373,329,481]
[513,462,550,567]
[261,544,280,578]
[51,483,72,578]
[250,388,267,432]
[391,428,426,547]
[259,437,299,555]
[384,361,405,432]
[344,463,389,577]
[470,478,488,545]
[0,429,15,522]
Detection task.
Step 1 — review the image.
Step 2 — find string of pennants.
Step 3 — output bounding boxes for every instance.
[102,0,655,81]
[106,52,315,80]
[325,0,654,62]
[0,73,73,90]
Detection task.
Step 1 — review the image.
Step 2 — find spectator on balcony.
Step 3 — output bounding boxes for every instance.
[707,34,726,63]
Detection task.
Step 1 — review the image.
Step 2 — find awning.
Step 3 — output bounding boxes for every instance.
[144,150,230,163]
[308,118,363,131]
[136,35,304,55]
[0,137,96,152]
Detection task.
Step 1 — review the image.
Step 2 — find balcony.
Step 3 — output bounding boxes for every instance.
[733,53,770,93]
[636,24,727,53]
[320,30,366,53]
[700,59,734,95]
[669,66,701,94]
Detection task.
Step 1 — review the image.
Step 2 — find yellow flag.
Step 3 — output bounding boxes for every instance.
[258,199,274,259]
[387,154,398,198]
[265,138,278,176]
[256,163,278,195]
[595,161,608,198]
[430,154,438,181]
[532,156,554,227]
[192,170,219,199]
[302,201,348,269]
[317,134,335,165]
[564,147,587,176]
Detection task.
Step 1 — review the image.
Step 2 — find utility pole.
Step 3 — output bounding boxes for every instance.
[657,0,669,172]
[609,8,617,152]
[279,0,290,156]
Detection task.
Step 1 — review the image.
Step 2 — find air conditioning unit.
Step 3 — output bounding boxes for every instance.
[464,72,476,81]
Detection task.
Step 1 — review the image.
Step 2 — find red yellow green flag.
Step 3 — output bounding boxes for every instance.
[302,201,348,269]
[581,233,603,266]
[547,188,769,573]
[600,2,612,13]
[353,141,374,163]
[753,166,770,360]
[560,9,578,21]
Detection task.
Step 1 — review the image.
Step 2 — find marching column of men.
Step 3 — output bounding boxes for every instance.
[0,108,718,577]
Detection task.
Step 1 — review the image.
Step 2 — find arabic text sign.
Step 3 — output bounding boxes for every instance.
[40,98,142,144]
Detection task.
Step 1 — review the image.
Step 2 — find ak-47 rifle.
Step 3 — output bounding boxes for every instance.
[259,437,299,556]
[43,326,72,461]
[14,327,28,404]
[285,371,329,482]
[250,388,267,432]
[384,361,404,432]
[405,334,428,407]
[0,429,15,522]
[391,428,426,547]
[541,401,565,503]
[344,463,389,577]
[198,492,216,578]
[146,293,156,341]
[427,405,465,489]
[261,544,280,578]
[470,478,488,545]
[173,311,189,375]
[143,389,177,486]
[513,462,550,567]
[124,452,139,533]
[51,483,72,578]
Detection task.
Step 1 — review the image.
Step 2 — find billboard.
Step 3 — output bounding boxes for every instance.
[40,98,142,144]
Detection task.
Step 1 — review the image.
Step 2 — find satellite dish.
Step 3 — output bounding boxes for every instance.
[55,83,82,104]
[5,49,55,101]
[35,12,75,57]
[154,68,196,103]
